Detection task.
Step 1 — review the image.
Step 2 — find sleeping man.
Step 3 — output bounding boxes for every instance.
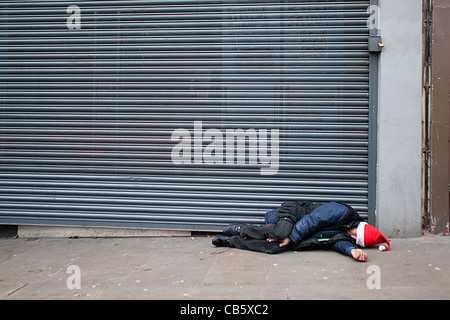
[212,201,391,262]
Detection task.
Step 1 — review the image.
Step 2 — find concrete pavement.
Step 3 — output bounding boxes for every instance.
[1,233,450,300]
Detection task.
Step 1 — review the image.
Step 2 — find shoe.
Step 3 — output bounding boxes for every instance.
[212,235,233,247]
[223,224,244,236]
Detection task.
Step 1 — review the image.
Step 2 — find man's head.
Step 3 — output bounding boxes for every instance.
[355,222,391,251]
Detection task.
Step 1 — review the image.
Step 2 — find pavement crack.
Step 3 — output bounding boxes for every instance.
[7,283,29,297]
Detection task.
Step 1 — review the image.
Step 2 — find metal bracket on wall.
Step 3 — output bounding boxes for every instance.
[368,35,384,53]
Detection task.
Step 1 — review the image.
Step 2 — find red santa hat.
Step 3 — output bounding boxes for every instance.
[356,222,391,251]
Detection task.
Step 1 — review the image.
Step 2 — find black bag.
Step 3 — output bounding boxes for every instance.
[276,201,325,223]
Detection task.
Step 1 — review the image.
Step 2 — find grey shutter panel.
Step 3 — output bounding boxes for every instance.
[0,0,371,231]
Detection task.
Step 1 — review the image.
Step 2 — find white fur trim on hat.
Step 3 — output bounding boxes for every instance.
[356,222,367,247]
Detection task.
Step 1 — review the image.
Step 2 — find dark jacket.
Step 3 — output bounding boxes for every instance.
[288,201,362,244]
[265,201,364,257]
[288,202,363,256]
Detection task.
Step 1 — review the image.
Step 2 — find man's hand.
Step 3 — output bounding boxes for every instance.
[278,237,292,247]
[351,248,368,262]
[267,237,292,247]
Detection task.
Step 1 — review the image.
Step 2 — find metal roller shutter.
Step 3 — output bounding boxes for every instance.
[0,0,372,231]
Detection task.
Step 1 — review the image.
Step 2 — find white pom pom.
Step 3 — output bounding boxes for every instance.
[378,245,386,251]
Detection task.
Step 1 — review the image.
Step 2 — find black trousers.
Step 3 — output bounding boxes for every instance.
[240,219,293,240]
[230,236,289,254]
[230,219,293,254]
